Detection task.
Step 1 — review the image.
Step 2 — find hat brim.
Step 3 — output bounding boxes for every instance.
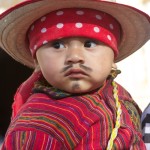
[0,0,150,68]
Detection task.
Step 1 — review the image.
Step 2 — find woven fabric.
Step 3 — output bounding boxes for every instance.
[2,79,146,149]
[28,8,121,57]
[12,70,42,119]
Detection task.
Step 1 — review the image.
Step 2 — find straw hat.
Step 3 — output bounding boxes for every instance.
[0,0,150,68]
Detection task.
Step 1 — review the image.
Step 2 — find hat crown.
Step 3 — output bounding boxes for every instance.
[104,0,116,2]
[0,0,149,68]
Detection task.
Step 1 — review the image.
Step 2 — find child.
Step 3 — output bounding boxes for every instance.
[0,0,150,149]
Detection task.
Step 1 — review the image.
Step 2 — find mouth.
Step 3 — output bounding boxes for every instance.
[64,68,88,78]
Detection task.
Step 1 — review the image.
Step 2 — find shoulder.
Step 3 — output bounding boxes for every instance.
[9,93,55,132]
[2,129,63,150]
[114,81,143,132]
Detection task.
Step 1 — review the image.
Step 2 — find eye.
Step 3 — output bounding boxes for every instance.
[52,41,65,49]
[84,40,97,48]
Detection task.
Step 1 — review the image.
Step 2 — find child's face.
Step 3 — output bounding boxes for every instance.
[36,37,115,93]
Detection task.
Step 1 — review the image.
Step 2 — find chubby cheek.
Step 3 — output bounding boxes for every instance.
[90,59,112,83]
[41,65,61,85]
[38,60,62,85]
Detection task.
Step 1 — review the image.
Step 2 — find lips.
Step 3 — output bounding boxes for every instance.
[64,68,88,78]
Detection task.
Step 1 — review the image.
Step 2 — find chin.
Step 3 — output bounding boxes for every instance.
[65,86,95,94]
[58,81,101,94]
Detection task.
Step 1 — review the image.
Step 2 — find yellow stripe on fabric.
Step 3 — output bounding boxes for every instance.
[106,81,122,150]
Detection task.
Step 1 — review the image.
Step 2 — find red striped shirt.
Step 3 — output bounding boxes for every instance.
[2,80,146,149]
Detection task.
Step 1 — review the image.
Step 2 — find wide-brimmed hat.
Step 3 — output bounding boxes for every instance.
[0,0,150,68]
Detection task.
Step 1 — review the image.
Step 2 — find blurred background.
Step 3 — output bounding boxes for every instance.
[0,0,33,146]
[116,0,150,111]
[0,0,150,147]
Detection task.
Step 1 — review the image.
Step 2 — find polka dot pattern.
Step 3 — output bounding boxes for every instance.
[94,27,100,33]
[41,16,46,22]
[96,15,102,20]
[109,24,114,30]
[56,23,64,29]
[56,11,64,16]
[28,8,121,58]
[34,45,37,50]
[41,28,47,33]
[75,23,83,28]
[76,10,84,15]
[107,35,112,41]
[43,40,48,44]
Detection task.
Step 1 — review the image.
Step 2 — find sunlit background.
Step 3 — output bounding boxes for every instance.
[0,0,150,111]
[116,0,150,111]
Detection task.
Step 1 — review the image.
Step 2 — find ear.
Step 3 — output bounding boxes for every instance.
[33,59,41,72]
[112,62,117,70]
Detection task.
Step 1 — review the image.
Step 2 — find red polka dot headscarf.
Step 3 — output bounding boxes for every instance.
[28,8,121,57]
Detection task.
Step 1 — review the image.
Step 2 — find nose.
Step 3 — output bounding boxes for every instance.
[65,47,85,64]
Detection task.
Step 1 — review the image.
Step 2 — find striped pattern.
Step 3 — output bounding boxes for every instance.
[2,80,146,149]
[141,103,150,150]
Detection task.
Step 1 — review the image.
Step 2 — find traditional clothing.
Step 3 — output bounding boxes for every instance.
[0,1,149,150]
[2,78,146,149]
